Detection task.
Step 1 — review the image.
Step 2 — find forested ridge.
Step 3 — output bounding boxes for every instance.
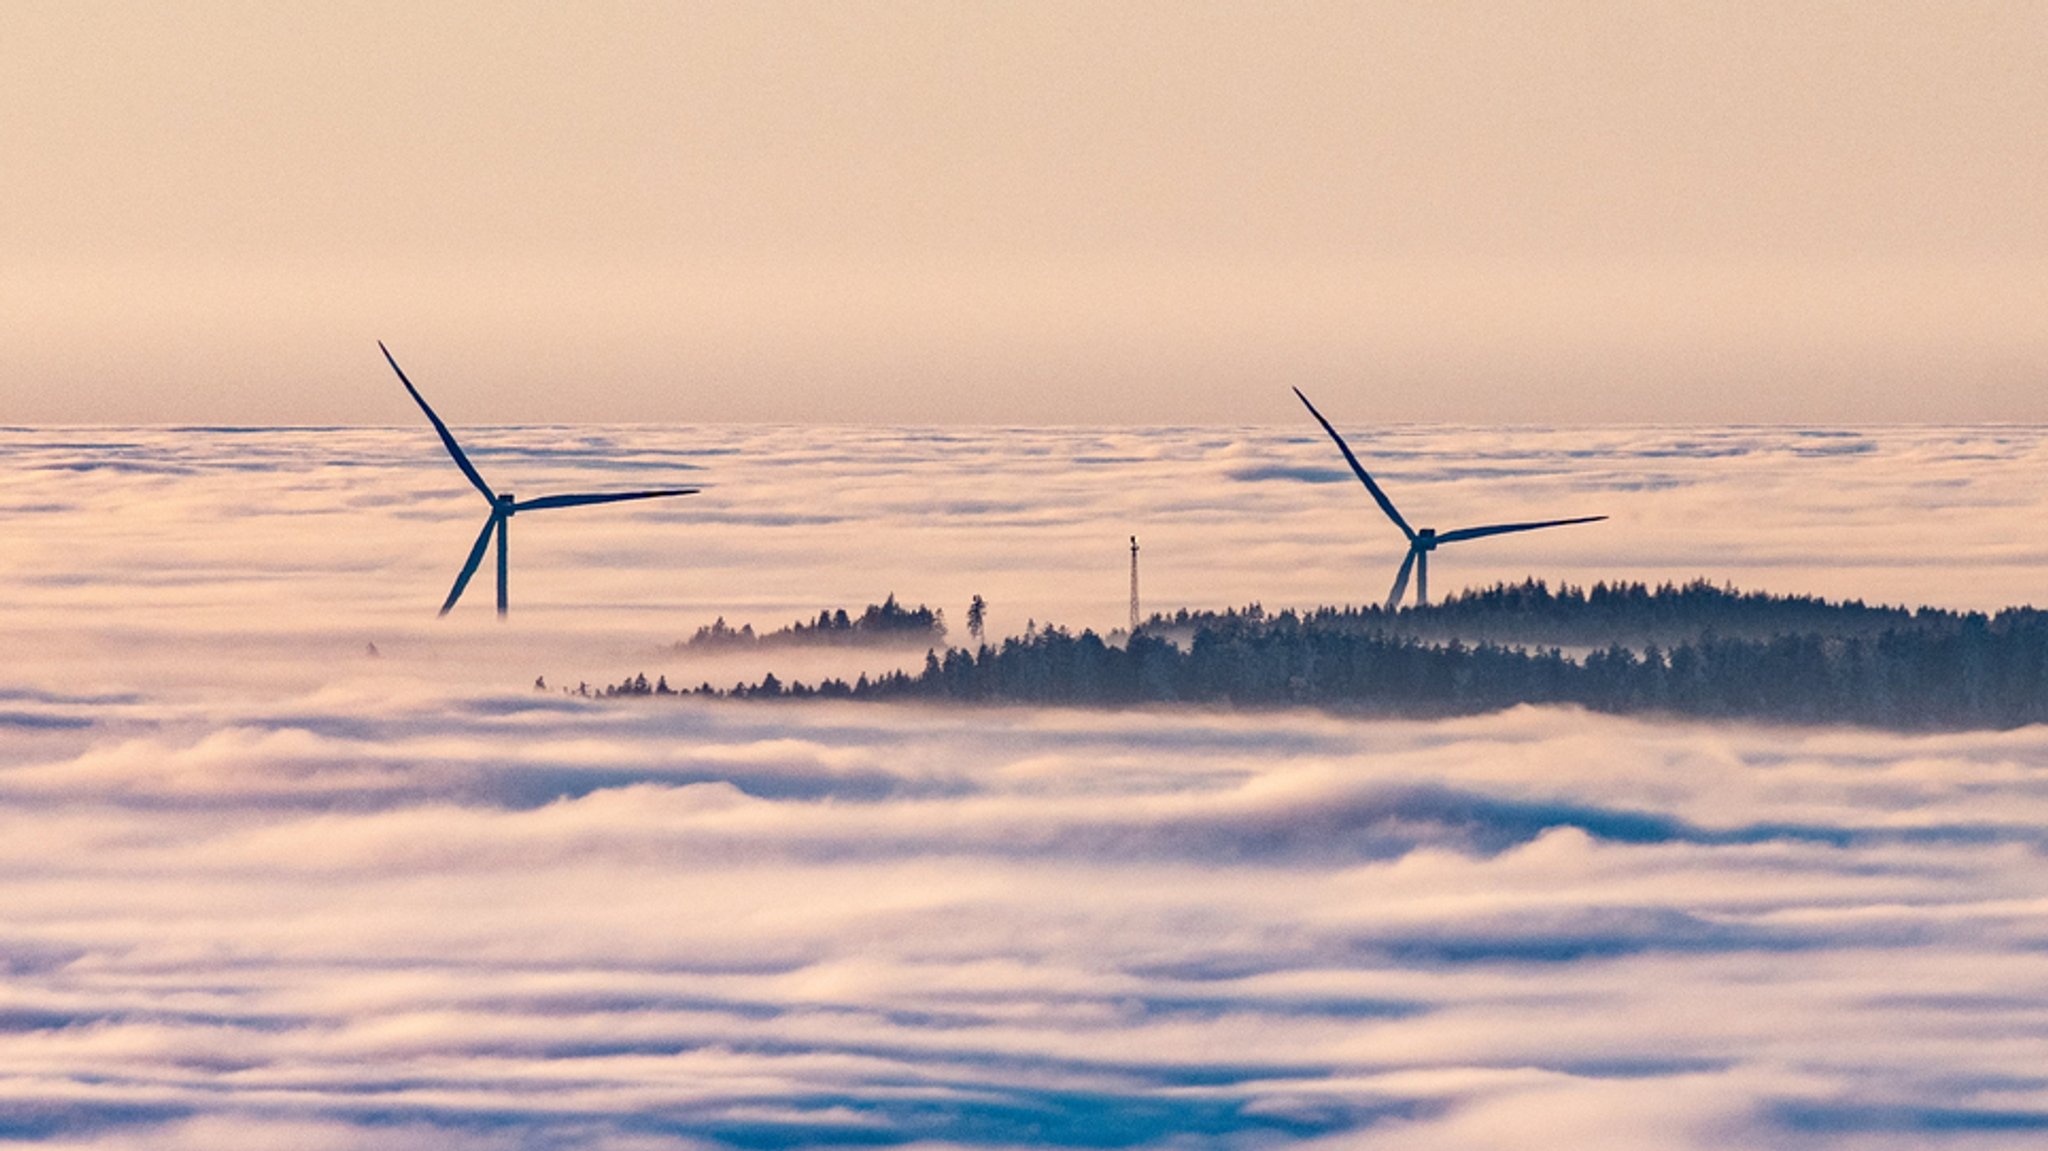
[675,594,945,649]
[608,581,2048,729]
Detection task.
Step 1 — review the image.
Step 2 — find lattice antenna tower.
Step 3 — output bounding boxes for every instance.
[1129,536,1140,634]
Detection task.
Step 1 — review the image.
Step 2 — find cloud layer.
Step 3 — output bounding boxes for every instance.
[2,425,2046,1147]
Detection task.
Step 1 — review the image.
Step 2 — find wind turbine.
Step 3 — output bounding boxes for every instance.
[380,342,699,618]
[1292,387,1605,610]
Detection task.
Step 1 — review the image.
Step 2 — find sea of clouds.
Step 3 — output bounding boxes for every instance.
[1,421,2046,1148]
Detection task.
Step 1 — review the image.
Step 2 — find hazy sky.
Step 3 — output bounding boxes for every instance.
[4,2,2045,424]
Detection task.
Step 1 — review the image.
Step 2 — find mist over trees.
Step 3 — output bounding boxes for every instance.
[616,581,2048,730]
[677,594,946,650]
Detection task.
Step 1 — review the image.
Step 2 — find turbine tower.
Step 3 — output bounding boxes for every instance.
[380,342,700,618]
[1291,387,1606,610]
[1129,535,1140,633]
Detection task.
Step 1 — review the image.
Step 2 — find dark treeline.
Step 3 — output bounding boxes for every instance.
[1152,578,1937,649]
[608,582,2048,729]
[677,594,945,650]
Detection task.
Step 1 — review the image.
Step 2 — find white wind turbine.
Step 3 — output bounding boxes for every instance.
[1293,387,1605,609]
[381,342,699,617]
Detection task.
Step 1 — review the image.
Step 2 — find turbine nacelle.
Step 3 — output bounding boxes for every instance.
[1293,387,1604,611]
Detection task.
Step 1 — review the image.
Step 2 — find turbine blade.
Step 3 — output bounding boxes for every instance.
[379,341,495,503]
[513,489,700,512]
[1435,515,1608,545]
[1386,547,1417,610]
[440,512,501,616]
[1291,387,1415,541]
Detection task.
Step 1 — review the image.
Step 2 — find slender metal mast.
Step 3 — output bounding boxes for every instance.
[1129,536,1141,634]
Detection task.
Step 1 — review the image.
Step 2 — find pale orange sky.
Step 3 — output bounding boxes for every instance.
[3,1,2044,424]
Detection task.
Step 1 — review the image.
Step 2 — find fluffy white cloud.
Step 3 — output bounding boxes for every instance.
[1,426,2045,1146]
